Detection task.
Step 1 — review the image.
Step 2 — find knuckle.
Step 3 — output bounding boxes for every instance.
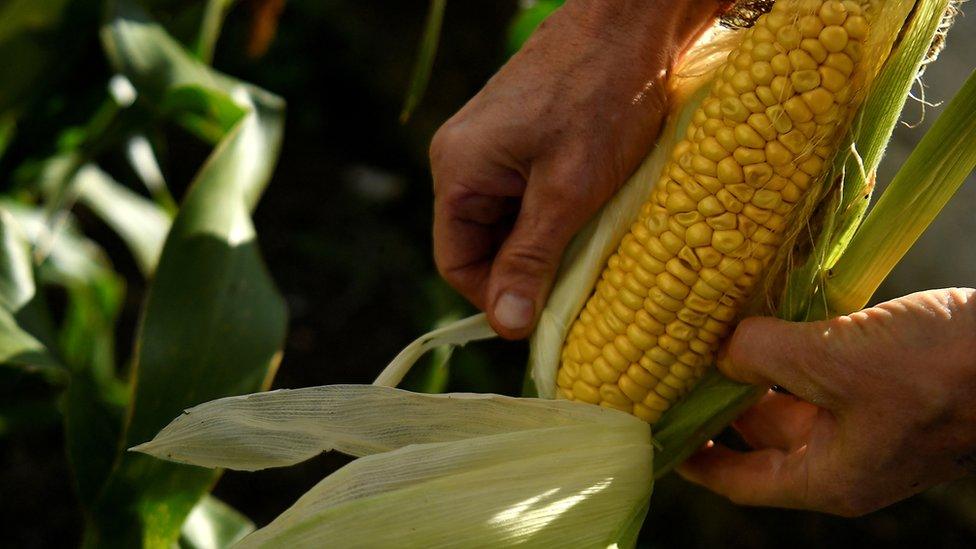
[502,241,558,278]
[800,318,854,389]
[429,120,465,168]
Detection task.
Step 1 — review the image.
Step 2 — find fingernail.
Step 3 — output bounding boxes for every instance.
[494,292,534,331]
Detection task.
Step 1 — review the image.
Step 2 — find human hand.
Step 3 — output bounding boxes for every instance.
[678,288,976,516]
[430,0,725,339]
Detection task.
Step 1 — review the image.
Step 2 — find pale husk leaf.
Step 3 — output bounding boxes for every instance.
[238,423,650,548]
[133,384,652,548]
[132,384,643,471]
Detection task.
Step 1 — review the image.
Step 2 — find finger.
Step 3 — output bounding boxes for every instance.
[677,442,809,509]
[485,166,598,339]
[719,316,845,409]
[432,163,526,310]
[451,194,520,226]
[732,390,819,452]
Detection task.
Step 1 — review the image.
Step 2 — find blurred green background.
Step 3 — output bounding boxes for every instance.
[1,0,974,546]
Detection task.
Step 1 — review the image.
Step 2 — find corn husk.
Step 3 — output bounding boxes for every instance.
[134,385,652,547]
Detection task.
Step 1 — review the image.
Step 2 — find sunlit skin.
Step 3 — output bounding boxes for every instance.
[430,0,725,339]
[430,1,976,516]
[679,288,976,516]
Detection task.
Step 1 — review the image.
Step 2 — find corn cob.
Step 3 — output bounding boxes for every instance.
[556,0,876,423]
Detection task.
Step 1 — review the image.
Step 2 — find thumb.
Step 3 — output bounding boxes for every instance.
[485,173,593,340]
[719,316,847,409]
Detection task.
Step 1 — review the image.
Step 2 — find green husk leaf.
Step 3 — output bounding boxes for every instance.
[781,0,953,320]
[825,69,976,313]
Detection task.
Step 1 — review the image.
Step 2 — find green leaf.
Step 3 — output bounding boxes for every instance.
[0,0,72,43]
[160,85,247,145]
[0,306,66,385]
[179,495,255,549]
[0,208,35,312]
[0,201,123,494]
[63,362,126,506]
[75,164,172,276]
[399,0,446,123]
[0,200,130,506]
[125,133,178,214]
[506,0,564,54]
[0,201,110,354]
[0,199,122,300]
[651,373,762,479]
[194,0,238,65]
[84,4,287,546]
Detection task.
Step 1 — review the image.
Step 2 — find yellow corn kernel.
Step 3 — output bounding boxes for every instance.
[556,0,874,423]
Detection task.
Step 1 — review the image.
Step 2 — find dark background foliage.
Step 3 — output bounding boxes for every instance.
[1,1,974,546]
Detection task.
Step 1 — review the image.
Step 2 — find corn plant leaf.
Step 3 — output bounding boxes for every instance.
[0,306,66,384]
[160,85,247,145]
[194,0,238,65]
[0,208,35,312]
[0,208,64,382]
[0,200,125,377]
[125,133,177,213]
[0,199,128,502]
[136,385,653,549]
[179,495,255,549]
[82,3,287,546]
[74,164,172,276]
[399,0,446,123]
